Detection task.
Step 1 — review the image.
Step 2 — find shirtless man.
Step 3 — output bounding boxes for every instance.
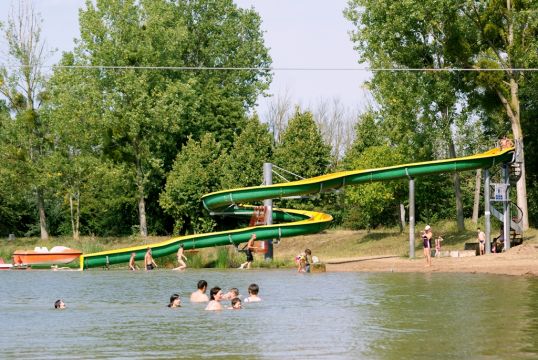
[239,234,259,269]
[477,227,486,255]
[144,248,157,271]
[173,244,187,271]
[190,280,209,302]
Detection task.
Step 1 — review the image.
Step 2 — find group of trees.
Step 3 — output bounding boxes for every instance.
[1,0,537,240]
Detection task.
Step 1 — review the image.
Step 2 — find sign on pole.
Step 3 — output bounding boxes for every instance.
[492,183,509,201]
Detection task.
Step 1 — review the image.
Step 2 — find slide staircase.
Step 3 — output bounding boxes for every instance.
[79,147,515,269]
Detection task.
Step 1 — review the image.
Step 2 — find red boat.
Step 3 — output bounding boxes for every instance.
[12,246,82,266]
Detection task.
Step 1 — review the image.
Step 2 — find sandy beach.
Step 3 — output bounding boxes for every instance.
[326,243,538,276]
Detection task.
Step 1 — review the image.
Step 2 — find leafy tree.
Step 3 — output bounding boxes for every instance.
[219,116,273,190]
[273,109,332,180]
[342,145,407,229]
[0,1,52,239]
[346,0,538,230]
[272,109,333,211]
[56,0,272,237]
[160,134,224,234]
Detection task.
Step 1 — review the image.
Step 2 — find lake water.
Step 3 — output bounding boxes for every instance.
[1,269,538,359]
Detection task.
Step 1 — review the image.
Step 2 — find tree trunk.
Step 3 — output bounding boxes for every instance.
[37,187,48,240]
[399,203,406,233]
[69,191,80,241]
[472,169,481,224]
[497,78,529,231]
[448,136,465,231]
[138,195,148,237]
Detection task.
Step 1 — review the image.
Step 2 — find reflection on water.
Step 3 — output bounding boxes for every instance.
[1,270,538,359]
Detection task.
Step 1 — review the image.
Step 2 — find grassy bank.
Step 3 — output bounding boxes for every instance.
[1,220,536,269]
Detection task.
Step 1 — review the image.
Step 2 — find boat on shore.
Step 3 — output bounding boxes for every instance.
[12,246,82,266]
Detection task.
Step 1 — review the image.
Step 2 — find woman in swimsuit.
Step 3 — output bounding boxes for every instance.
[423,226,432,267]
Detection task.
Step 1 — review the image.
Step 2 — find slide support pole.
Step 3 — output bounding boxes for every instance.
[503,165,511,251]
[263,162,274,260]
[484,169,491,254]
[409,177,415,259]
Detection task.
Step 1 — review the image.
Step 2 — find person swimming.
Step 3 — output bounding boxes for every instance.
[168,293,181,308]
[244,283,261,303]
[54,299,66,309]
[190,280,209,302]
[205,287,223,311]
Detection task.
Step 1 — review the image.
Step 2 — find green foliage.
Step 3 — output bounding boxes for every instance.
[219,116,273,190]
[273,110,331,179]
[342,145,406,229]
[160,134,223,234]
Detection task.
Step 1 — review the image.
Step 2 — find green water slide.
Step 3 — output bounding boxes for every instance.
[80,147,514,269]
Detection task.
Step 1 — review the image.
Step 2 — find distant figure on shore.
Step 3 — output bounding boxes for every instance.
[144,248,157,271]
[168,294,181,308]
[434,236,443,258]
[297,248,313,273]
[422,225,432,267]
[477,228,486,255]
[205,287,223,311]
[129,252,139,271]
[229,297,242,310]
[54,299,66,309]
[493,230,505,253]
[190,280,209,302]
[239,234,259,269]
[244,283,262,303]
[173,244,187,271]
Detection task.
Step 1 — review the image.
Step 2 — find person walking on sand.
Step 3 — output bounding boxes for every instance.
[422,225,432,267]
[173,244,187,271]
[190,280,209,302]
[144,248,157,271]
[239,234,259,269]
[129,252,139,271]
[477,227,486,255]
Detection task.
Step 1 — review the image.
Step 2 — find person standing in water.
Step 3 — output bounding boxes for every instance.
[128,252,139,271]
[190,280,209,302]
[173,244,187,271]
[205,287,223,311]
[144,248,157,271]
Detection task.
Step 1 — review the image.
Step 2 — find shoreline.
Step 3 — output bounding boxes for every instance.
[325,243,538,276]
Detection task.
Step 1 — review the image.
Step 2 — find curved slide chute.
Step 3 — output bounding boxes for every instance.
[80,147,514,269]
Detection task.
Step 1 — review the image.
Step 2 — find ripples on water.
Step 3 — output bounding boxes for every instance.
[1,270,538,359]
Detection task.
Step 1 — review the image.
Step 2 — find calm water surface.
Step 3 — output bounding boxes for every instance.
[2,269,538,359]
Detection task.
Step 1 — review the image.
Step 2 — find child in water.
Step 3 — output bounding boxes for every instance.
[244,283,261,303]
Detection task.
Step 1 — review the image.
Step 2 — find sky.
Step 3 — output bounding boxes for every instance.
[0,0,371,117]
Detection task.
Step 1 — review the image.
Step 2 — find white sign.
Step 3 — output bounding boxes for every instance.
[493,183,509,201]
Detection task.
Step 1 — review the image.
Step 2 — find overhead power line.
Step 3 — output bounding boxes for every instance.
[2,64,538,72]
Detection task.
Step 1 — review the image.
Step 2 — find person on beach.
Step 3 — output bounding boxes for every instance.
[434,236,443,258]
[422,225,432,267]
[229,297,242,310]
[205,287,223,311]
[128,252,139,271]
[144,248,157,271]
[477,227,486,255]
[239,234,259,269]
[244,283,262,303]
[173,244,187,271]
[190,280,209,302]
[168,294,181,308]
[54,299,66,309]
